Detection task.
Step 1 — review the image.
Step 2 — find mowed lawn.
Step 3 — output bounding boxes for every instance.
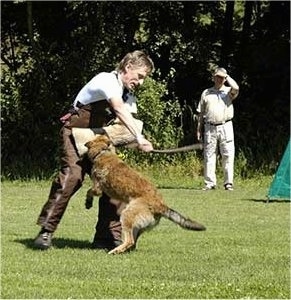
[1,178,290,299]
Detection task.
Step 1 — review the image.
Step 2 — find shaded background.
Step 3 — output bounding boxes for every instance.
[1,1,290,178]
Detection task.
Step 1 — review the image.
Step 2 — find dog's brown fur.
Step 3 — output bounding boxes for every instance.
[85,135,206,254]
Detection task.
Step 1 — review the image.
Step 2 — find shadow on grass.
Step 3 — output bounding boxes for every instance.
[246,198,291,203]
[15,237,93,250]
[158,186,202,190]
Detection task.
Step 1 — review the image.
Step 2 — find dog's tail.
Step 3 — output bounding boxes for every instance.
[162,208,206,231]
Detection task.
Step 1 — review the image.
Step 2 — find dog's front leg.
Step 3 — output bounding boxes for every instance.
[85,188,94,209]
[85,185,102,209]
[85,170,102,209]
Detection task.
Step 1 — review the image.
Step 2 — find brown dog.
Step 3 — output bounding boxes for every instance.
[85,135,206,254]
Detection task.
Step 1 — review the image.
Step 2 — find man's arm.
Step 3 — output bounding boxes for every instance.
[109,96,153,152]
[196,113,204,142]
[196,93,205,142]
[226,75,239,100]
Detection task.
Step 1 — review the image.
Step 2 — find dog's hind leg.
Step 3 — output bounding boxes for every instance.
[108,201,156,254]
[108,227,134,254]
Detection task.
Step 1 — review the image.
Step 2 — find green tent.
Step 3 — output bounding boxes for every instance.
[267,139,290,201]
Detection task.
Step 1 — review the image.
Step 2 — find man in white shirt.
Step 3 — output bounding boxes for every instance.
[34,50,155,250]
[197,67,239,191]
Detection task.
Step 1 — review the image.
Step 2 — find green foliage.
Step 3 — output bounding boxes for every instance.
[1,179,290,299]
[1,1,289,179]
[1,55,60,180]
[117,76,188,166]
[133,152,203,188]
[135,77,183,148]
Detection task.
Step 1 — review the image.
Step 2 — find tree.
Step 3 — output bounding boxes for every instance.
[1,1,289,178]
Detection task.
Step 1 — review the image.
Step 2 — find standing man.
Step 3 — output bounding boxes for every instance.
[34,50,155,250]
[196,67,239,191]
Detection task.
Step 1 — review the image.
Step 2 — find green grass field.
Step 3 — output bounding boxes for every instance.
[1,177,290,299]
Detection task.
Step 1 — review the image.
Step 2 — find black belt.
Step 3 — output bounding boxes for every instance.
[205,119,232,126]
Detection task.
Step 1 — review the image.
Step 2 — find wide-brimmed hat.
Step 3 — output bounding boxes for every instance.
[213,67,227,77]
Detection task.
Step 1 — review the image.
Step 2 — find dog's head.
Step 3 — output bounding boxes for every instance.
[85,135,113,160]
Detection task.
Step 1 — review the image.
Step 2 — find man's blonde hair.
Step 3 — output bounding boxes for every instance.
[117,50,155,75]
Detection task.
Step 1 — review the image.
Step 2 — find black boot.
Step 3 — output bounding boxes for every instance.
[34,228,53,250]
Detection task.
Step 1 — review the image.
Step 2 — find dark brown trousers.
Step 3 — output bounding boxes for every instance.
[36,102,122,243]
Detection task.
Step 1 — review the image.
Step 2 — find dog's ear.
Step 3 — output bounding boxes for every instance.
[84,135,111,151]
[85,141,92,149]
[101,135,110,143]
[98,135,112,147]
[84,142,90,148]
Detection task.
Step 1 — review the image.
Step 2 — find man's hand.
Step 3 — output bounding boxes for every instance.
[197,130,203,142]
[136,135,153,152]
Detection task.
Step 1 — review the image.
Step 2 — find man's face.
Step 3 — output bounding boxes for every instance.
[213,75,226,87]
[122,63,148,91]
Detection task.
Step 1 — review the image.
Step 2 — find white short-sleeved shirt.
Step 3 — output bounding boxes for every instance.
[197,85,234,124]
[73,71,137,114]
